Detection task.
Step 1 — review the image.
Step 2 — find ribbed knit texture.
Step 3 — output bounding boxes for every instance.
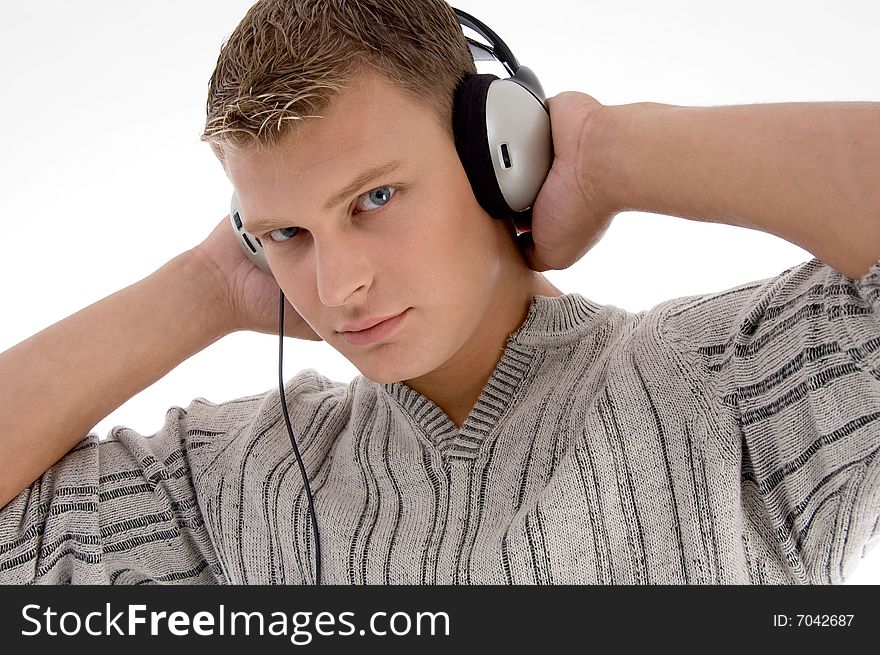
[2,257,879,584]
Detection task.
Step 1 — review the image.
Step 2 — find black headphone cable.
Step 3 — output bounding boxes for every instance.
[278,289,322,585]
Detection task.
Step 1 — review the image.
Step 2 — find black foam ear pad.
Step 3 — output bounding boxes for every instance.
[452,73,517,220]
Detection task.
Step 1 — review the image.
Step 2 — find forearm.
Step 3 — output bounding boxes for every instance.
[591,101,880,278]
[0,250,233,507]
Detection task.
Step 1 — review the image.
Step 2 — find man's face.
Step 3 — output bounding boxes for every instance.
[225,71,519,384]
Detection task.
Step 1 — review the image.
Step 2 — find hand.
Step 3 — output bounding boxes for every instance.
[191,217,322,340]
[522,91,619,271]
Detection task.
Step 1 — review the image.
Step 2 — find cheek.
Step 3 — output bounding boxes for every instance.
[268,260,323,322]
[286,292,322,332]
[412,173,484,249]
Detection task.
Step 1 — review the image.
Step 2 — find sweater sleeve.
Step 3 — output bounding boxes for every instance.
[0,399,236,584]
[659,257,880,584]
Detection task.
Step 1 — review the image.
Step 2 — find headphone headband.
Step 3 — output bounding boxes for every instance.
[453,7,520,76]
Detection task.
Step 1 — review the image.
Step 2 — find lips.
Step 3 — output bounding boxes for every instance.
[335,308,411,347]
[337,311,407,333]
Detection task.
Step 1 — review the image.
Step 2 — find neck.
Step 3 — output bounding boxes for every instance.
[405,269,562,427]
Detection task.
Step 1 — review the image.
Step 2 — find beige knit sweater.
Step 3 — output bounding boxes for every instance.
[2,257,878,584]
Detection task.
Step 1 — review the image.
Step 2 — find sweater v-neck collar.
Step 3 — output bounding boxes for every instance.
[380,293,606,457]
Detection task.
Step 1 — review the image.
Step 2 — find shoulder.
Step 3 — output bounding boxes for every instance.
[652,257,879,354]
[639,257,880,403]
[179,368,357,477]
[184,368,352,434]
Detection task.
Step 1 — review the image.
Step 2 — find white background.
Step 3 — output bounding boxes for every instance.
[1,0,877,583]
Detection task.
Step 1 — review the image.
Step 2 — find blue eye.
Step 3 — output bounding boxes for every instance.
[356,185,396,212]
[268,226,301,243]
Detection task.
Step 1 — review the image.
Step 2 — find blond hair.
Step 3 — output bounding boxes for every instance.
[200,0,476,161]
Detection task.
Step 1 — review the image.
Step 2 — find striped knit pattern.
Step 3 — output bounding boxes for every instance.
[1,257,878,584]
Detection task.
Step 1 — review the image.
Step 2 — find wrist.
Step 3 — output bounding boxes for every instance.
[566,98,622,220]
[586,101,674,217]
[175,248,239,340]
[578,100,630,218]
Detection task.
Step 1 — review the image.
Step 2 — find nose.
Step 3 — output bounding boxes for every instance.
[314,233,373,307]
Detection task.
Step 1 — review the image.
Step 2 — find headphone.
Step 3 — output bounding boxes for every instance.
[229,7,552,275]
[228,7,553,585]
[451,8,553,226]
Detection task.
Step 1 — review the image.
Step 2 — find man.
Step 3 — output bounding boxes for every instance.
[0,0,877,584]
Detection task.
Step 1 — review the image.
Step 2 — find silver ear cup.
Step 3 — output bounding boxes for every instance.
[229,192,272,275]
[484,78,553,212]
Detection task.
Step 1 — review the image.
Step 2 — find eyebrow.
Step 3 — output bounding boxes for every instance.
[243,159,405,235]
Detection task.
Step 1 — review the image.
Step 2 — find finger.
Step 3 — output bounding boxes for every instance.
[517,231,552,272]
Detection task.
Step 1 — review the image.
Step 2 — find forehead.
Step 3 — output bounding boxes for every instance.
[224,75,444,196]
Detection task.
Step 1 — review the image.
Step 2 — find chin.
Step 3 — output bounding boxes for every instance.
[350,352,434,385]
[359,370,404,385]
[354,366,410,385]
[358,360,418,384]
